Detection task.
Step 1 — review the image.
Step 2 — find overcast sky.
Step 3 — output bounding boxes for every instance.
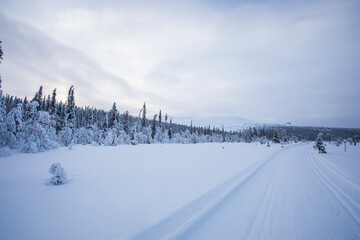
[0,0,359,128]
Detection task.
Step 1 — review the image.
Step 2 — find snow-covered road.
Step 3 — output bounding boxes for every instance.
[133,144,360,240]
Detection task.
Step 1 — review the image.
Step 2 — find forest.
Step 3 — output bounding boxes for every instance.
[0,85,359,155]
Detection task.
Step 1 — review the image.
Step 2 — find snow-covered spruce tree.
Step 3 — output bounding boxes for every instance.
[122,110,129,134]
[164,113,168,132]
[65,85,76,129]
[151,114,157,140]
[5,103,23,148]
[48,163,67,185]
[280,128,288,144]
[222,125,225,142]
[0,41,10,156]
[59,86,76,146]
[85,107,94,129]
[0,92,12,156]
[272,131,280,143]
[158,110,162,131]
[130,126,137,145]
[314,133,326,153]
[168,118,173,140]
[32,86,43,111]
[49,88,57,115]
[74,127,93,145]
[18,102,58,153]
[140,102,146,129]
[104,128,117,146]
[108,102,118,128]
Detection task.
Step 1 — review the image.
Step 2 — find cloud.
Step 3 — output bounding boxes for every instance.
[0,11,133,109]
[1,0,360,127]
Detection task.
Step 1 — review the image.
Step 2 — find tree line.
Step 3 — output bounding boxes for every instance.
[0,85,359,154]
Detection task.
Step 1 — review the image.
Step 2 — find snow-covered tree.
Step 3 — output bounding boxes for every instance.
[158,110,162,131]
[273,131,280,143]
[122,110,129,134]
[130,126,137,145]
[168,118,173,139]
[151,114,157,139]
[6,103,23,135]
[85,107,94,128]
[48,163,67,185]
[108,102,119,128]
[18,102,58,153]
[314,133,326,153]
[74,127,93,145]
[104,128,117,146]
[140,102,147,129]
[49,88,57,115]
[0,91,12,149]
[65,85,76,129]
[32,86,43,110]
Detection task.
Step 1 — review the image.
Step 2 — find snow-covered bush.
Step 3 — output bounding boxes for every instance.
[104,128,117,146]
[58,127,73,147]
[48,163,67,185]
[74,127,93,145]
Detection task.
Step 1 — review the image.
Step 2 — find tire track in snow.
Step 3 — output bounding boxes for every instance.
[306,150,360,232]
[131,145,296,240]
[317,154,360,191]
[245,155,282,240]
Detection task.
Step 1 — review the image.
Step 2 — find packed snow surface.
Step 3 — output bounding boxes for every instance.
[0,143,359,239]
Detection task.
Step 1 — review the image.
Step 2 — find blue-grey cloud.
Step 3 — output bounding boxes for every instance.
[0,0,359,128]
[0,11,133,109]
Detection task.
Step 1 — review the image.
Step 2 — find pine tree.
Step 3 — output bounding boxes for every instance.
[108,102,118,128]
[164,113,168,130]
[140,102,146,129]
[32,86,43,111]
[50,88,57,115]
[122,110,129,134]
[86,107,94,128]
[273,131,280,143]
[45,94,51,112]
[22,97,28,119]
[159,109,162,127]
[314,133,326,153]
[130,126,137,145]
[168,118,173,139]
[222,125,225,142]
[65,85,76,129]
[190,120,193,134]
[151,114,157,139]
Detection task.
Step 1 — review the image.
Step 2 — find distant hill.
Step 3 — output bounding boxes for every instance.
[171,116,262,131]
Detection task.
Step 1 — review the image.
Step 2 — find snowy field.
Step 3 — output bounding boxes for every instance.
[0,143,359,240]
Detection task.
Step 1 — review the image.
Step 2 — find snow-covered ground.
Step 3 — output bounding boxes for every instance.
[0,143,359,239]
